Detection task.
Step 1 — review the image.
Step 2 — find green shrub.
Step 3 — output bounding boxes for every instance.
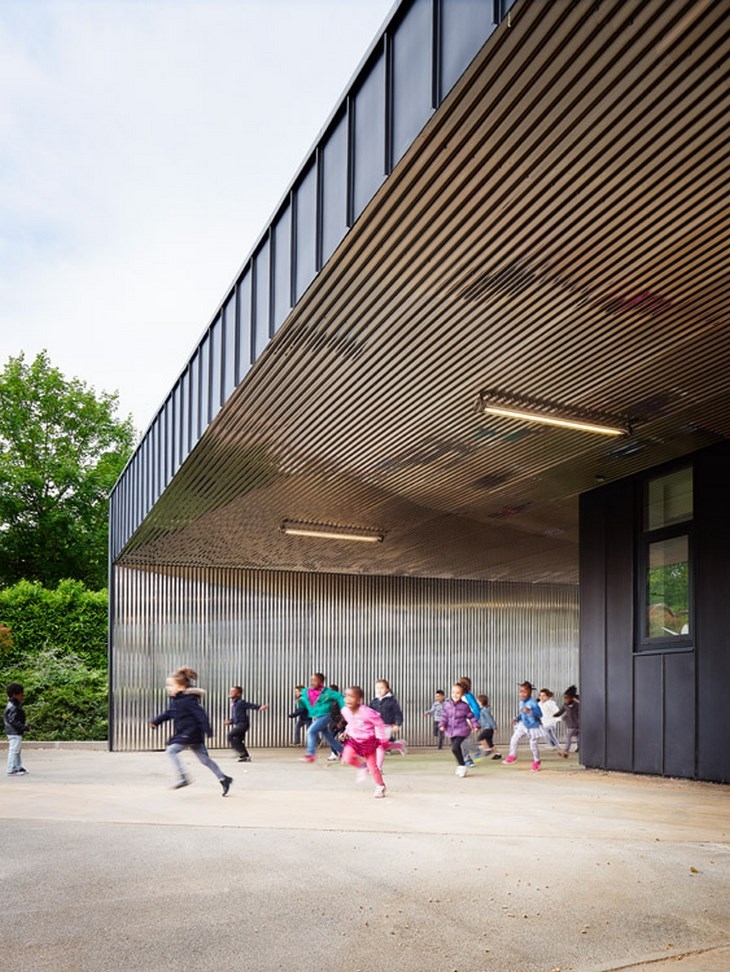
[0,580,108,740]
[5,646,107,741]
[0,579,107,668]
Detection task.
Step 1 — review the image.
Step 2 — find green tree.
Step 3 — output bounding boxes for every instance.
[0,351,135,589]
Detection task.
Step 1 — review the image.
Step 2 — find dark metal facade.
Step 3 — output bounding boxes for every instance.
[580,442,730,785]
[111,565,578,752]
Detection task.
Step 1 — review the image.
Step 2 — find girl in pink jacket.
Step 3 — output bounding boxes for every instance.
[340,686,391,798]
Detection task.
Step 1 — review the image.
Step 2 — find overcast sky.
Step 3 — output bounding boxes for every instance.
[0,0,394,433]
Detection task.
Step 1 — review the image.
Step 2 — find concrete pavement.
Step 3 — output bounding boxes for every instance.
[0,746,727,972]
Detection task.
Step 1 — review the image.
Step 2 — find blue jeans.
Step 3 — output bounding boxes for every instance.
[6,734,23,774]
[166,742,225,782]
[305,715,342,757]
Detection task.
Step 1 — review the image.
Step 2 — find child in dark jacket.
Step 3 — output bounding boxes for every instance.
[555,685,580,756]
[225,685,268,762]
[288,684,311,746]
[150,669,233,795]
[4,682,29,776]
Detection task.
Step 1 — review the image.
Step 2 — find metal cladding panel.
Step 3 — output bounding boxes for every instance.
[111,565,578,752]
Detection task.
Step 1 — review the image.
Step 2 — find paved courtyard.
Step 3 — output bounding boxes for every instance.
[1,745,728,972]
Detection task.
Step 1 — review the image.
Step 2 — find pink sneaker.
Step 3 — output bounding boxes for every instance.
[503,755,516,764]
[299,755,316,763]
[531,761,541,772]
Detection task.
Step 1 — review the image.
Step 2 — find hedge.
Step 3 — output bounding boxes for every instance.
[0,580,108,740]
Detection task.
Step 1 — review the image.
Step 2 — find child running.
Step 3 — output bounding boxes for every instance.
[149,669,233,795]
[475,694,502,759]
[424,689,446,749]
[339,685,390,798]
[503,681,545,772]
[537,688,565,757]
[439,682,479,777]
[555,685,580,756]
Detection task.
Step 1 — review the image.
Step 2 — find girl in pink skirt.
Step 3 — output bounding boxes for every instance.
[339,686,391,798]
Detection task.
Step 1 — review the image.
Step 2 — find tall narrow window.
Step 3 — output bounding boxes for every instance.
[638,467,693,649]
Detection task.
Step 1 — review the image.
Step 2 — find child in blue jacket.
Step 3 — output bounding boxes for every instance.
[503,681,545,772]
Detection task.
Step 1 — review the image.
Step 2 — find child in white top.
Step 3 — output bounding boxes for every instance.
[538,688,566,757]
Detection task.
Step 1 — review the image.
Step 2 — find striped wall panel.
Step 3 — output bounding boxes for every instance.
[110,565,578,752]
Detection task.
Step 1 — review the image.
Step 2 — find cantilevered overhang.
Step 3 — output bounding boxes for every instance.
[112,0,730,584]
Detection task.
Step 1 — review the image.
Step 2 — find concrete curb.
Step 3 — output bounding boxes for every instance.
[0,739,108,751]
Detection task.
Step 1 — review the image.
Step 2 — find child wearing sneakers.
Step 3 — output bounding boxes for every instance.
[439,682,479,777]
[537,688,565,757]
[424,689,446,749]
[4,682,29,776]
[503,681,545,772]
[475,694,502,759]
[555,685,580,755]
[149,669,233,796]
[339,686,391,798]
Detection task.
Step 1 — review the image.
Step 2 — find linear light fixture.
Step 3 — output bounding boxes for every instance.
[280,520,384,543]
[476,390,631,437]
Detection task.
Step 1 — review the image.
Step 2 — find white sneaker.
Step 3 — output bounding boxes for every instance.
[326,753,340,761]
[373,784,386,798]
[355,765,368,784]
[456,765,468,777]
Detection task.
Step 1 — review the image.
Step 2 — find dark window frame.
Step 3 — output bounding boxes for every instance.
[635,464,694,653]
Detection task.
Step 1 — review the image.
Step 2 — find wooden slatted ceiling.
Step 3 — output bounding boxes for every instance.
[120,0,730,583]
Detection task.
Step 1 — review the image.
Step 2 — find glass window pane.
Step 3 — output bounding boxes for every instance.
[353,51,385,219]
[222,292,237,401]
[209,314,222,419]
[253,240,270,360]
[321,112,348,264]
[236,271,252,382]
[198,335,210,429]
[645,467,692,530]
[272,204,292,333]
[294,162,317,300]
[440,0,494,102]
[392,0,433,167]
[646,535,690,638]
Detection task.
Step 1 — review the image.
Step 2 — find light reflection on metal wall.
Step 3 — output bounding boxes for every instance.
[111,566,578,752]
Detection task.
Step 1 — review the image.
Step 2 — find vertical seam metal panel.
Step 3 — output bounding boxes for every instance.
[111,564,578,752]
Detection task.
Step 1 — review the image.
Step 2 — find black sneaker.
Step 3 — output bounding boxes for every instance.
[221,775,233,796]
[172,777,189,789]
[491,753,503,760]
[238,755,251,762]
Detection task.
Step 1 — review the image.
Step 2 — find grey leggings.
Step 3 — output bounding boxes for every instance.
[167,742,224,781]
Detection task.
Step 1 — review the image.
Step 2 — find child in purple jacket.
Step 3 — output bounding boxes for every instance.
[439,682,479,777]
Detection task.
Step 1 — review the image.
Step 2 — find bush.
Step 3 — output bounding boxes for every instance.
[0,579,107,668]
[4,646,107,741]
[0,580,108,740]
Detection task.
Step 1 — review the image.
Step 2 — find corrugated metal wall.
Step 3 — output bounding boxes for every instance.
[111,565,578,751]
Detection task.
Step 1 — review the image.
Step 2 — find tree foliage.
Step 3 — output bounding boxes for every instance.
[0,351,135,589]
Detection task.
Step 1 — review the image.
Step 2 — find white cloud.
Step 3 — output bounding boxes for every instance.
[0,0,393,431]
